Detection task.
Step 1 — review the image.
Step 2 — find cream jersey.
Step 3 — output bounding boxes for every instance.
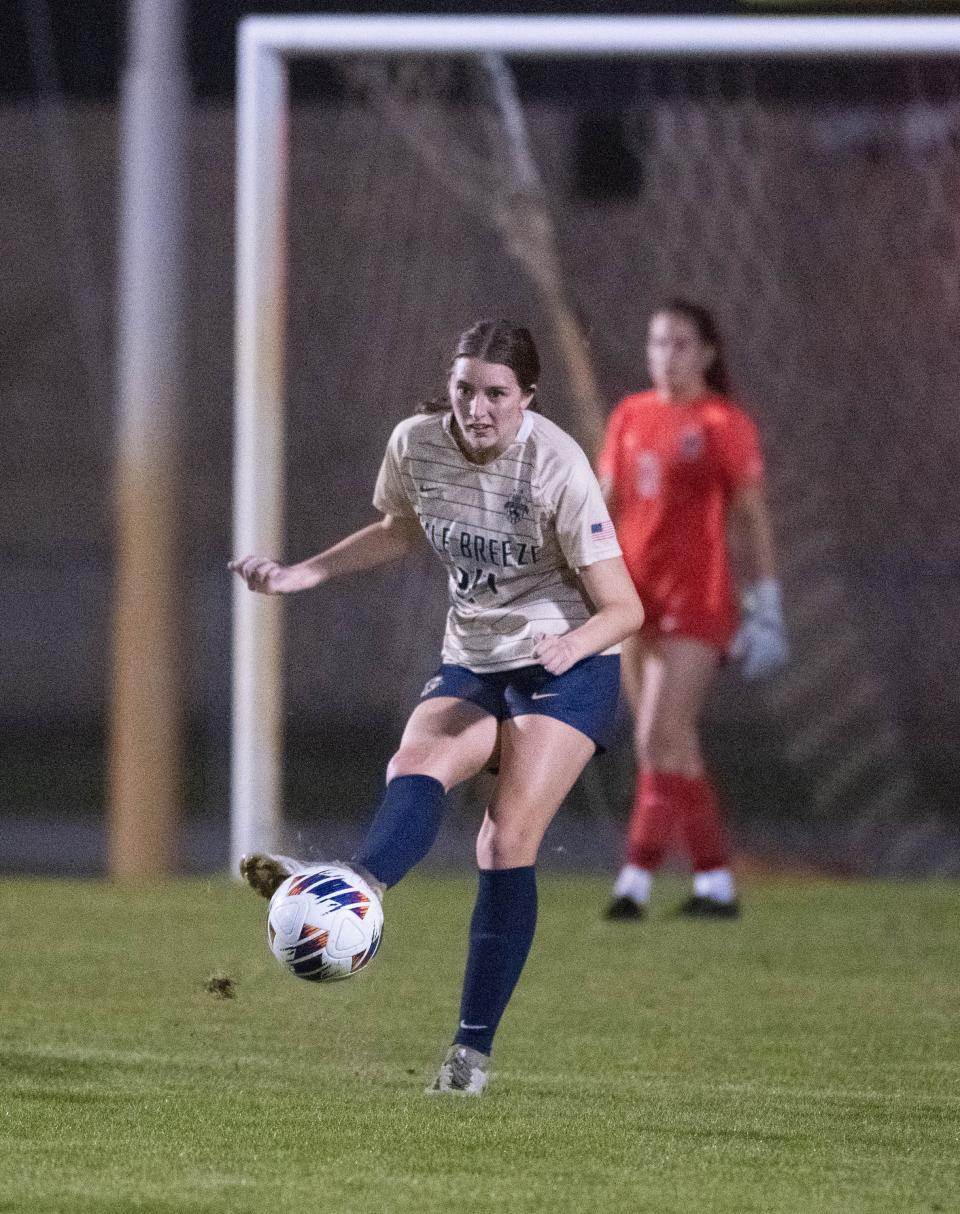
[373,409,622,672]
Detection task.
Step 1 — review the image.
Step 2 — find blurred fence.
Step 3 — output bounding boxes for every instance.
[3,54,960,874]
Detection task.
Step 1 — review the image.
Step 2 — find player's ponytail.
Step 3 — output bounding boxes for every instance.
[658,299,732,396]
[417,319,542,414]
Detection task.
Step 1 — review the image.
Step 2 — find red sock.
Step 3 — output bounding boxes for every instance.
[677,775,731,872]
[625,770,683,870]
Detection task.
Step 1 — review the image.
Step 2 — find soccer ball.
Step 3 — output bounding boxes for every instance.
[266,864,383,983]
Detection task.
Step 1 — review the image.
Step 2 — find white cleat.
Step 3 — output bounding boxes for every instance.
[238,853,309,899]
[426,1044,490,1096]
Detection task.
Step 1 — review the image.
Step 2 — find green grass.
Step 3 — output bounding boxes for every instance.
[1,875,958,1213]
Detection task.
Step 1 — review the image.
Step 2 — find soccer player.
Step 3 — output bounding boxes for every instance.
[230,320,645,1095]
[598,300,787,922]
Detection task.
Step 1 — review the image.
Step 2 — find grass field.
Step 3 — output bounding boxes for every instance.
[2,873,958,1213]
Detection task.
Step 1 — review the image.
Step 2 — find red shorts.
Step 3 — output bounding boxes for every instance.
[636,585,738,653]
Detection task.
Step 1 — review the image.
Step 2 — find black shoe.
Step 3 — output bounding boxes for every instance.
[677,895,740,919]
[603,895,646,921]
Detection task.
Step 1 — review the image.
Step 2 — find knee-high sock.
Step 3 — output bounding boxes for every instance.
[356,774,445,889]
[454,866,537,1057]
[625,770,680,870]
[677,774,731,872]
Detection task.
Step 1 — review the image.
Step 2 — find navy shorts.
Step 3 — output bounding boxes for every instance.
[418,655,621,753]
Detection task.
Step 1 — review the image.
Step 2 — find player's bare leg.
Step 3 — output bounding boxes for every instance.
[606,636,735,918]
[637,637,737,915]
[350,695,498,898]
[647,638,737,915]
[606,635,662,919]
[245,699,494,907]
[385,695,499,789]
[643,637,718,777]
[477,714,597,869]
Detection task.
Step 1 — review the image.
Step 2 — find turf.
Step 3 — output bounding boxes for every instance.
[1,874,958,1213]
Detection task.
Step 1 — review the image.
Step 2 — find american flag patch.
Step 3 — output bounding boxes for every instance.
[590,520,616,541]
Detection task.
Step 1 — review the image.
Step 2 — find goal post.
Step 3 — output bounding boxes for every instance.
[232,31,288,876]
[232,13,960,874]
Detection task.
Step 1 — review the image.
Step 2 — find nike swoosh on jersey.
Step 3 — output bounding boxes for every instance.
[418,484,440,495]
[530,691,558,700]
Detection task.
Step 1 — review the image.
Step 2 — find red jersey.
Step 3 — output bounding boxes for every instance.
[597,390,764,647]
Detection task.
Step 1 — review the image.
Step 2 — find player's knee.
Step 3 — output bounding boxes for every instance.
[386,747,447,787]
[476,816,536,868]
[385,749,411,784]
[646,718,698,772]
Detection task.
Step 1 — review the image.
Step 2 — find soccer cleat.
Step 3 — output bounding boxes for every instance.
[239,853,309,899]
[240,853,386,903]
[603,895,646,921]
[677,895,741,919]
[426,1044,490,1096]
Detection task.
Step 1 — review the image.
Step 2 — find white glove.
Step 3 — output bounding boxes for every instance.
[730,578,788,681]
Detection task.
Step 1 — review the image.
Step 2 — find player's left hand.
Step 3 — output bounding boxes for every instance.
[532,632,582,676]
[730,578,788,681]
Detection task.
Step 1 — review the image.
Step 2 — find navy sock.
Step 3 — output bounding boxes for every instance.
[356,774,446,889]
[454,866,538,1057]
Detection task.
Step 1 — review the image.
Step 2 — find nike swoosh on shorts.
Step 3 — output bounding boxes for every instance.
[531,692,558,700]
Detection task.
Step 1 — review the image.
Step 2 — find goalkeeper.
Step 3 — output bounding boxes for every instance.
[599,300,787,922]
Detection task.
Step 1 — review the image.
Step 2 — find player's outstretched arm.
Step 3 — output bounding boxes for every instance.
[229,513,424,595]
[532,556,645,676]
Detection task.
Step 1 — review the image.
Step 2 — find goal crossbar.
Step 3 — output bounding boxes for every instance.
[232,13,960,873]
[241,14,960,58]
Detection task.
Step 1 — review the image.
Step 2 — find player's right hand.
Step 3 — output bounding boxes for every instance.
[730,578,788,680]
[228,555,307,595]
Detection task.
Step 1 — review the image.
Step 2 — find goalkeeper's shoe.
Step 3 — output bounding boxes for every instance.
[239,853,386,902]
[677,894,741,919]
[426,1045,490,1096]
[603,895,646,921]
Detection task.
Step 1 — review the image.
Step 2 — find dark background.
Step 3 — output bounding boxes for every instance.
[4,0,960,877]
[4,1,959,98]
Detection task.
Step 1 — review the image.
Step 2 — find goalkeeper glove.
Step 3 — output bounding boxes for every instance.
[730,578,788,681]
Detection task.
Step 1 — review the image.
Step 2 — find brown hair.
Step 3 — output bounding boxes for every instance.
[655,299,732,396]
[419,319,541,414]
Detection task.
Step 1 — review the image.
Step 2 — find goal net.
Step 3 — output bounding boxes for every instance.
[233,16,960,876]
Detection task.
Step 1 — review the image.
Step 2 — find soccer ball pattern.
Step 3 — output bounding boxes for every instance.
[267,865,383,982]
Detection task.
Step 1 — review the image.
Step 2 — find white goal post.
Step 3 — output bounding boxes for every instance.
[231,13,960,874]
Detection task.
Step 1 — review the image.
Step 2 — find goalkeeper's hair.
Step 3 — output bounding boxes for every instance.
[418,319,541,414]
[657,299,732,396]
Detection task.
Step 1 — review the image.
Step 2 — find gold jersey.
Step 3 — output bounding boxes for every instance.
[374,410,622,672]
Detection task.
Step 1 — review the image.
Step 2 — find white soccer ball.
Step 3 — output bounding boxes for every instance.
[266,864,384,983]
